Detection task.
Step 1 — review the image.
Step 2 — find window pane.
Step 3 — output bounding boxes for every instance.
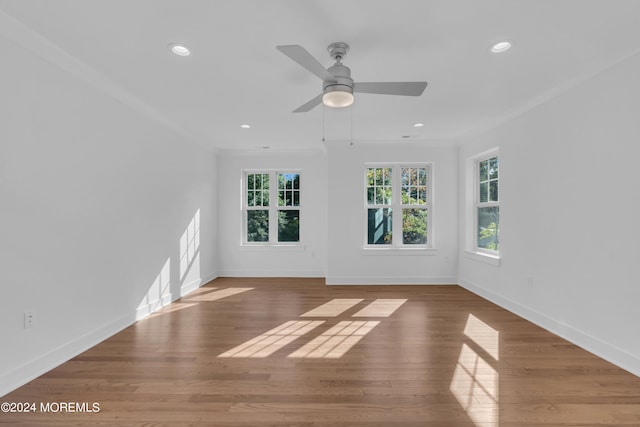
[403,208,427,244]
[480,182,488,203]
[418,186,427,204]
[489,157,498,179]
[418,168,427,186]
[478,206,499,251]
[248,174,255,190]
[247,210,269,242]
[402,168,427,205]
[367,168,392,205]
[479,160,489,182]
[367,188,375,204]
[489,179,499,202]
[278,210,300,242]
[248,191,255,207]
[293,191,300,207]
[367,208,392,245]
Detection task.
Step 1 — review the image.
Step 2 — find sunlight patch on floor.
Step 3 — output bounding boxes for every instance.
[300,299,363,317]
[147,302,197,317]
[352,299,407,317]
[450,314,499,427]
[218,320,324,358]
[288,321,380,359]
[464,314,499,361]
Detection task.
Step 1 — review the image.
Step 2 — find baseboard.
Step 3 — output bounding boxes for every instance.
[219,269,325,278]
[0,312,135,398]
[326,276,457,285]
[458,277,640,378]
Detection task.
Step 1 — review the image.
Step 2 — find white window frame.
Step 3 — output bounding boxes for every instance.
[474,152,499,256]
[364,163,433,249]
[243,170,301,245]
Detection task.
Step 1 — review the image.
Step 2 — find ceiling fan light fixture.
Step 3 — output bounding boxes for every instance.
[322,84,354,108]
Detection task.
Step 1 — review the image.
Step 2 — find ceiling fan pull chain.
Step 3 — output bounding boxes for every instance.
[322,104,325,143]
[350,104,354,146]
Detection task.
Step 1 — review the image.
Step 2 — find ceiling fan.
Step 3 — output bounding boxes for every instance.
[276,42,428,113]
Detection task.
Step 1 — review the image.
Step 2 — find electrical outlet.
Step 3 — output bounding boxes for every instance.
[24,311,35,329]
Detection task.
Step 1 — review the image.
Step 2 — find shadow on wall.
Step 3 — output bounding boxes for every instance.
[136,209,202,320]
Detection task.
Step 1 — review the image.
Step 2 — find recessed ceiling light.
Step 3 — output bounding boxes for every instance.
[169,43,190,56]
[491,41,512,53]
[413,123,424,128]
[240,124,251,129]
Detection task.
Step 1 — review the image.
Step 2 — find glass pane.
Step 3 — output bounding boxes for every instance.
[418,186,427,204]
[262,189,269,206]
[418,168,427,186]
[278,210,300,242]
[384,168,392,185]
[247,174,255,190]
[479,159,488,182]
[366,168,375,186]
[489,157,498,179]
[477,207,499,251]
[489,180,499,202]
[375,188,384,204]
[480,182,488,203]
[248,191,255,207]
[293,191,300,207]
[403,208,428,244]
[375,168,384,186]
[367,208,392,245]
[278,190,285,206]
[367,188,375,204]
[293,174,300,189]
[262,173,269,190]
[384,186,392,204]
[401,168,412,187]
[247,210,269,242]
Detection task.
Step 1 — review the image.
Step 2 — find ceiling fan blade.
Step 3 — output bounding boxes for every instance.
[354,82,428,96]
[293,94,323,113]
[277,45,334,82]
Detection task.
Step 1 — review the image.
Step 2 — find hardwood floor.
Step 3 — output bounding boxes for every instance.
[2,277,640,426]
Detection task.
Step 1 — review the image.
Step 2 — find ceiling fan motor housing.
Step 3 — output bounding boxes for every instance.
[324,63,354,94]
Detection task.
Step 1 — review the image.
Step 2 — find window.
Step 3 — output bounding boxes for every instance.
[245,171,300,244]
[365,165,431,247]
[476,155,499,253]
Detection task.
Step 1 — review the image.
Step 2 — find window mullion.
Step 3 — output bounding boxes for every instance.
[270,171,278,243]
[393,165,402,247]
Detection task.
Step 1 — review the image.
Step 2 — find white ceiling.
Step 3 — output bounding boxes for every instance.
[2,0,640,151]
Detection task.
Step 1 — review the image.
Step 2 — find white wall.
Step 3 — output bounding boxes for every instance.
[458,52,640,376]
[216,149,327,277]
[0,32,218,396]
[326,141,458,284]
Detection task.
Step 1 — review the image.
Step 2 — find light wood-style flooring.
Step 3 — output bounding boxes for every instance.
[2,277,640,426]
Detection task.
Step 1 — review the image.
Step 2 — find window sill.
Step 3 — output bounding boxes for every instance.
[464,250,501,266]
[362,247,438,256]
[240,244,306,252]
